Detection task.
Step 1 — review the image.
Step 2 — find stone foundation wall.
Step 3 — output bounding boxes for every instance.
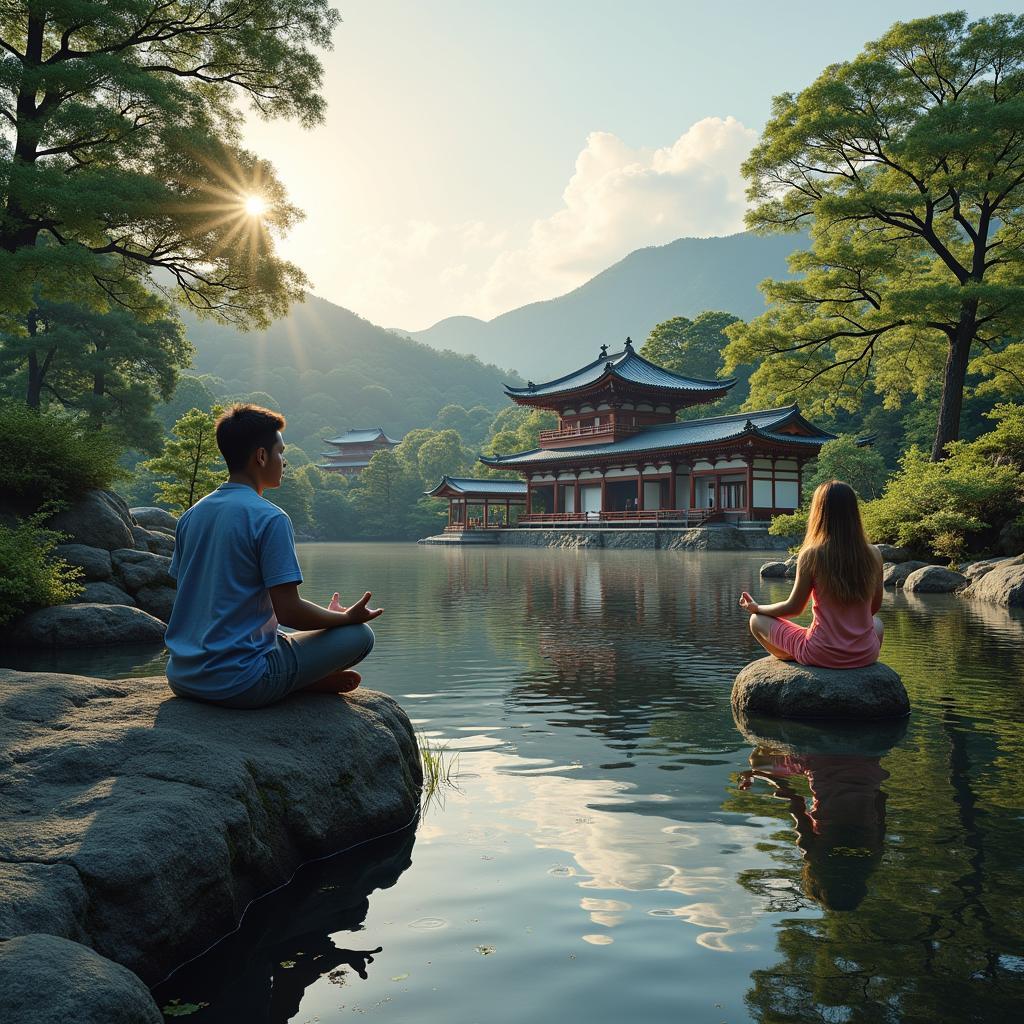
[488,526,793,551]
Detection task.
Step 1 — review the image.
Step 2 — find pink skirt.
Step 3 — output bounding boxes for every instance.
[769,617,881,669]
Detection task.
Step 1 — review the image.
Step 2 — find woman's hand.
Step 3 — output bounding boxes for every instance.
[738,591,759,614]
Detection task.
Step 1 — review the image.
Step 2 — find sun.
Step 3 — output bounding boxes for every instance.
[244,194,267,217]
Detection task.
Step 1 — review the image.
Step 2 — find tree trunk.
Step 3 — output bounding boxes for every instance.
[27,349,42,409]
[931,305,976,461]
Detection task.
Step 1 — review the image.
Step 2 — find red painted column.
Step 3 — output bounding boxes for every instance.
[636,473,644,511]
[689,473,696,509]
[574,478,581,516]
[668,464,677,510]
[484,498,489,528]
[746,459,754,519]
[600,474,607,512]
[527,482,534,515]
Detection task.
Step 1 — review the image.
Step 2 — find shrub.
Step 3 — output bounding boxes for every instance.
[0,515,83,625]
[0,402,126,505]
[861,438,1022,558]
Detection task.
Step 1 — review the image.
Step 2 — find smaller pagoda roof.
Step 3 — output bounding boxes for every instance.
[324,427,400,446]
[425,476,528,499]
[505,339,735,400]
[480,406,842,467]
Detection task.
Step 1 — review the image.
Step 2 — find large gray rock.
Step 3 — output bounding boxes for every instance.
[732,657,909,720]
[759,558,796,579]
[111,548,174,593]
[882,559,930,588]
[0,934,162,1024]
[0,669,422,986]
[874,544,912,563]
[131,525,175,557]
[45,490,134,551]
[961,557,1008,582]
[6,603,164,647]
[68,582,136,607]
[962,558,1024,606]
[903,565,968,594]
[52,543,112,582]
[130,506,177,534]
[133,584,176,622]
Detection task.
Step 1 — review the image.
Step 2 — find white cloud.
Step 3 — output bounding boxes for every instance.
[324,117,755,329]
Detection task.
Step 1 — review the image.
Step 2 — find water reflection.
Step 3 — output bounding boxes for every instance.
[151,828,415,1023]
[732,715,905,913]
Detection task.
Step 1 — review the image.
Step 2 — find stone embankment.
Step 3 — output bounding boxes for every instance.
[478,526,793,551]
[0,669,422,1024]
[6,492,178,647]
[732,657,910,721]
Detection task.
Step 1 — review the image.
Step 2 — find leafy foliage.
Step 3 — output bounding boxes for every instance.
[0,402,125,504]
[0,514,82,625]
[724,12,1024,459]
[804,435,888,500]
[143,407,225,511]
[861,405,1024,559]
[0,298,192,452]
[0,0,335,328]
[640,311,750,418]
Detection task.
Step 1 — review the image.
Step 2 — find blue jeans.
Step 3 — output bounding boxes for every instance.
[196,624,375,709]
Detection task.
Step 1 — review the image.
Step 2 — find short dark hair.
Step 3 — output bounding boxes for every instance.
[215,404,286,472]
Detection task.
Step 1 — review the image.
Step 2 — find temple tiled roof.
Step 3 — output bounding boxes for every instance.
[317,459,373,468]
[505,342,735,399]
[425,476,528,497]
[480,407,838,466]
[324,427,400,446]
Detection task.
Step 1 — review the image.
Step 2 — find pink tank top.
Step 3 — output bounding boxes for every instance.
[803,582,880,669]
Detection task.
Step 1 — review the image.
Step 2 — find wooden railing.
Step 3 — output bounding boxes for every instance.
[537,422,642,444]
[518,508,720,527]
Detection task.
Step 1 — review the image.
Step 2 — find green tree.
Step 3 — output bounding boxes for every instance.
[143,406,225,510]
[309,470,355,539]
[805,435,888,499]
[0,299,191,451]
[416,429,474,488]
[641,312,741,380]
[271,462,315,534]
[724,12,1024,460]
[0,1,337,328]
[350,449,423,538]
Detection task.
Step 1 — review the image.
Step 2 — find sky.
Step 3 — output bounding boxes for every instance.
[241,1,1024,331]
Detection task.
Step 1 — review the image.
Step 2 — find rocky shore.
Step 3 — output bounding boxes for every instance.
[0,669,422,1023]
[469,525,793,551]
[5,491,180,647]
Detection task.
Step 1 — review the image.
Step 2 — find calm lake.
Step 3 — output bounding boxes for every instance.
[10,542,1024,1023]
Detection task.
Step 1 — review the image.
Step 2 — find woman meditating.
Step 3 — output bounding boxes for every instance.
[738,480,884,668]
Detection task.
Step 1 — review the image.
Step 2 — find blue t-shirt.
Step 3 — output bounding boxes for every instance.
[166,483,303,698]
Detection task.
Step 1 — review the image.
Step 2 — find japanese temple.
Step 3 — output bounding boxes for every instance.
[430,339,846,531]
[318,427,400,477]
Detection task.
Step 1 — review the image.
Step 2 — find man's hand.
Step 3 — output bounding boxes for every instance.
[338,591,383,624]
[328,592,346,613]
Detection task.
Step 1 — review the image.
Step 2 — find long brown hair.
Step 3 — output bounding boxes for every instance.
[799,480,877,605]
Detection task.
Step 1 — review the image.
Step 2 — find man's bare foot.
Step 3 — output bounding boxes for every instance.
[307,669,362,694]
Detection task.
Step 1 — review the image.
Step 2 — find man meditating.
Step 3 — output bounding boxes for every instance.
[165,404,382,709]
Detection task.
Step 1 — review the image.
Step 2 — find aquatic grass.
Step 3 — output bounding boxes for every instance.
[417,732,461,811]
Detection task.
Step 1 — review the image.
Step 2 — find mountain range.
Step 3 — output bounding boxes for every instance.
[406,231,801,379]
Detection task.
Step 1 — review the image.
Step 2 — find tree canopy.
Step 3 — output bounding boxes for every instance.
[0,1,338,329]
[723,12,1024,459]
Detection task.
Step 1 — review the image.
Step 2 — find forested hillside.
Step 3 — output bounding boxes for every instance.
[180,292,522,461]
[410,232,800,377]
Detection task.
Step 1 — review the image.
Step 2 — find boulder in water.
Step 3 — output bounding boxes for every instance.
[962,557,1024,607]
[732,657,909,720]
[6,603,165,647]
[903,565,968,593]
[882,560,930,587]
